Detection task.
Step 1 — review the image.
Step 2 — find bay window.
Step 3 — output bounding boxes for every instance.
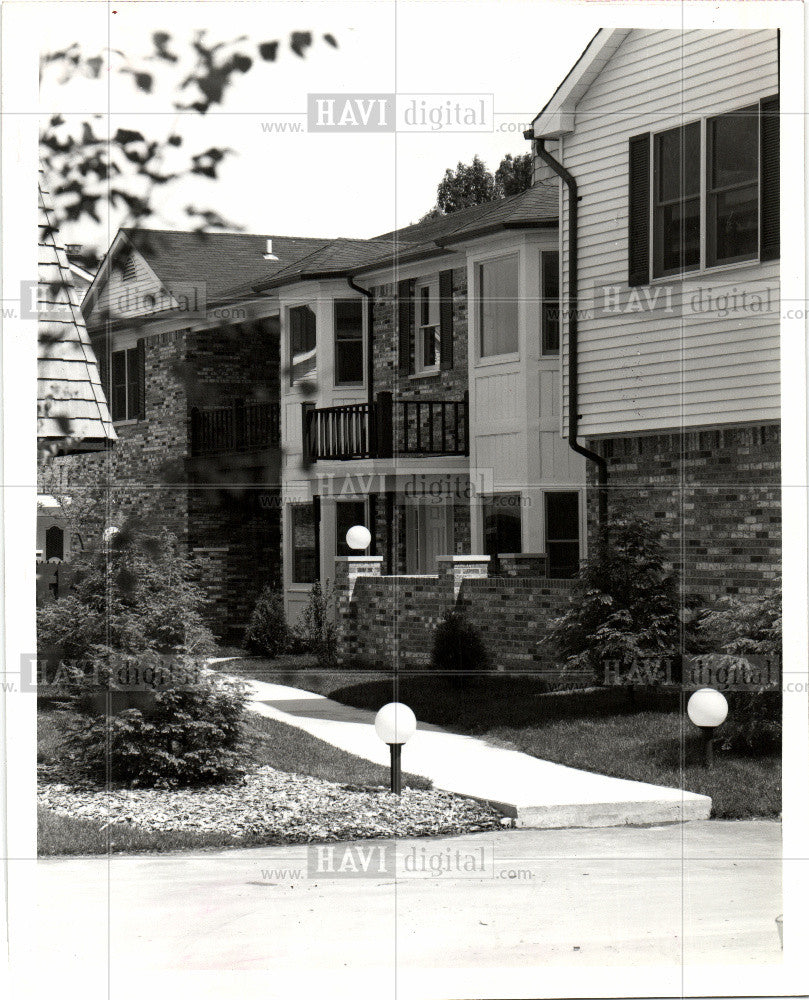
[289,304,316,385]
[478,254,518,358]
[334,299,364,385]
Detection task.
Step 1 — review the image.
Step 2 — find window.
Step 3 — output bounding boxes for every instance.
[545,492,580,579]
[110,347,140,421]
[707,107,758,265]
[336,500,368,556]
[414,279,440,373]
[653,122,700,277]
[482,493,522,566]
[540,251,560,355]
[289,304,316,385]
[290,503,318,583]
[45,525,64,561]
[334,299,364,385]
[631,100,776,284]
[478,254,519,358]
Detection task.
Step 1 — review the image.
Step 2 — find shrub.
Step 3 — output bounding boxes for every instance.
[244,587,290,658]
[37,528,216,662]
[696,589,782,755]
[292,581,339,668]
[543,517,681,678]
[431,610,491,684]
[61,656,247,788]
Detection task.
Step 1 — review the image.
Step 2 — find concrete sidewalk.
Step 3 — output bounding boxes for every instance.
[240,676,711,827]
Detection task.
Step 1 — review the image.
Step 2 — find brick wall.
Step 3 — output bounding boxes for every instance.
[586,424,781,603]
[334,554,574,671]
[45,318,283,640]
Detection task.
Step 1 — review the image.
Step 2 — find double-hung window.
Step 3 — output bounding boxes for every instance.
[414,278,440,373]
[653,121,701,277]
[110,347,141,421]
[290,502,317,583]
[289,304,317,385]
[334,299,364,385]
[478,254,519,358]
[629,98,778,284]
[540,250,560,356]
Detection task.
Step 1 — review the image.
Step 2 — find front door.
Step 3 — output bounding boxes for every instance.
[406,503,453,573]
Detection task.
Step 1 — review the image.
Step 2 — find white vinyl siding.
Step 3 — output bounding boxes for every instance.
[556,28,779,437]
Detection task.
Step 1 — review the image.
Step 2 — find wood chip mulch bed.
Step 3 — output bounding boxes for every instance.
[37,765,504,843]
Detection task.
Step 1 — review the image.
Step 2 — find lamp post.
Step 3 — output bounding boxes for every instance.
[346,524,372,553]
[374,702,417,794]
[687,687,729,767]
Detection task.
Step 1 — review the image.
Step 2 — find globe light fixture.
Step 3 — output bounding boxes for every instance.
[346,524,372,552]
[687,687,729,767]
[374,702,417,794]
[102,525,120,545]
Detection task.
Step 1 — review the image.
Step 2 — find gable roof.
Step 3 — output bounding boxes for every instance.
[37,180,116,450]
[530,29,631,138]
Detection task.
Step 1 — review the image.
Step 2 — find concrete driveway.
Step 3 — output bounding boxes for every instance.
[31,820,781,999]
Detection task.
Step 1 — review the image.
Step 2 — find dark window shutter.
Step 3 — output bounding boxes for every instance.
[439,269,454,371]
[627,133,651,286]
[760,95,779,262]
[135,338,146,419]
[397,278,415,374]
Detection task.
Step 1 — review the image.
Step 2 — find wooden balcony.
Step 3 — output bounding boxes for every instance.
[190,400,280,456]
[304,391,469,462]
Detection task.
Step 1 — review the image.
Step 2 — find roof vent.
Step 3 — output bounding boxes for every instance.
[263,239,279,262]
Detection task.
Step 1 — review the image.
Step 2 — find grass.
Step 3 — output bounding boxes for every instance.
[245,666,781,821]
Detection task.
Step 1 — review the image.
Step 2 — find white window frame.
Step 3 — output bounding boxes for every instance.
[648,104,762,281]
[333,297,366,388]
[475,252,520,362]
[413,277,440,375]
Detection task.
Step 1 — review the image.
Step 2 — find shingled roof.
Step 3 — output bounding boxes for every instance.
[119,229,332,301]
[252,184,558,291]
[37,181,116,451]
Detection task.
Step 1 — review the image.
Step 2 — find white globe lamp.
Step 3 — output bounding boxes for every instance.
[374,702,418,794]
[346,524,372,552]
[687,687,729,767]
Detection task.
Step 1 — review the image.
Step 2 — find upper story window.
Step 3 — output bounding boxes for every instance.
[540,251,560,356]
[707,108,759,266]
[653,121,701,276]
[628,97,778,285]
[110,346,142,422]
[289,304,316,386]
[333,299,364,386]
[478,253,519,358]
[415,278,440,373]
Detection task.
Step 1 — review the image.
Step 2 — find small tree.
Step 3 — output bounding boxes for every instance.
[431,610,491,686]
[293,580,339,668]
[37,526,217,661]
[543,517,681,677]
[244,586,290,658]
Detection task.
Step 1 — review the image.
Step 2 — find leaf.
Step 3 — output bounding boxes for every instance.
[289,31,312,58]
[134,72,153,93]
[167,134,182,147]
[114,128,146,146]
[323,33,338,48]
[258,41,278,61]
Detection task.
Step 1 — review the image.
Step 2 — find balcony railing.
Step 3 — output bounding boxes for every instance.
[304,392,469,462]
[190,400,280,456]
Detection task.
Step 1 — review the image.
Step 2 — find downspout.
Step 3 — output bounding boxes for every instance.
[528,133,609,552]
[347,276,379,556]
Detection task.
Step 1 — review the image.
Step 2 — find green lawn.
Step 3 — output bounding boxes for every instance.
[238,666,781,821]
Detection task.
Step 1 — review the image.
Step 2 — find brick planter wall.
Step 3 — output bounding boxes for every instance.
[334,554,574,672]
[586,424,781,603]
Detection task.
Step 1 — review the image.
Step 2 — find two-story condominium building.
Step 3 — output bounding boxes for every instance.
[49,228,330,636]
[252,187,586,622]
[528,28,780,603]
